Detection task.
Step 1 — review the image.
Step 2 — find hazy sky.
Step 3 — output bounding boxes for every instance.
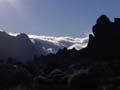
[0,0,119,37]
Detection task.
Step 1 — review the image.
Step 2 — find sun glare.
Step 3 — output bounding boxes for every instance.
[0,0,16,3]
[0,0,17,7]
[7,0,17,7]
[0,0,23,13]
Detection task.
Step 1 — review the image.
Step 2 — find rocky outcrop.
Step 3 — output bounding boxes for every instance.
[86,15,120,59]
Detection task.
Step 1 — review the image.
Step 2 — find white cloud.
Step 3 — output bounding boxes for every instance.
[28,35,89,54]
[8,32,19,36]
[7,32,89,54]
[68,44,86,50]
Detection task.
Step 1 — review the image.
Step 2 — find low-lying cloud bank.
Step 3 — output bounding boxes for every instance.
[9,32,89,54]
[29,35,89,54]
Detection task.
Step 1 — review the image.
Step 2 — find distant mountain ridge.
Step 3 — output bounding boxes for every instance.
[0,31,38,61]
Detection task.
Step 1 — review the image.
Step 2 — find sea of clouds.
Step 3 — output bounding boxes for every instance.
[9,32,89,54]
[29,35,89,54]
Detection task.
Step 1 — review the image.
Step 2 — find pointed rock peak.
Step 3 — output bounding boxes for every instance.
[17,33,29,39]
[97,15,111,25]
[89,34,94,40]
[87,34,95,48]
[92,15,112,37]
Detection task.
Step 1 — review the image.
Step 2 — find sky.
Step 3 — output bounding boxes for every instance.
[0,0,120,37]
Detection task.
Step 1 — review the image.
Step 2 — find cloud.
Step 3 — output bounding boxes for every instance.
[9,32,18,36]
[68,44,86,50]
[8,32,89,54]
[28,35,89,54]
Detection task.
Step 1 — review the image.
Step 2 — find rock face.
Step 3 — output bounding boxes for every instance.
[0,31,38,61]
[86,15,120,59]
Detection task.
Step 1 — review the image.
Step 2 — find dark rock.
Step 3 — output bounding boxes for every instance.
[114,18,120,24]
[85,15,120,59]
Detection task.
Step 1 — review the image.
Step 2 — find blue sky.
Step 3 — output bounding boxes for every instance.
[0,0,119,37]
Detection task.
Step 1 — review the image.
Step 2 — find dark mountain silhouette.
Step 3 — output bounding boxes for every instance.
[86,15,120,59]
[0,31,38,61]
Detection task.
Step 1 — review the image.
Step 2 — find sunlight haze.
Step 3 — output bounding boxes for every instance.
[0,0,119,37]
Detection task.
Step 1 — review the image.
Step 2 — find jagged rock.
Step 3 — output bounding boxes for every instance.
[93,15,112,39]
[86,15,120,59]
[87,34,95,49]
[96,15,111,25]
